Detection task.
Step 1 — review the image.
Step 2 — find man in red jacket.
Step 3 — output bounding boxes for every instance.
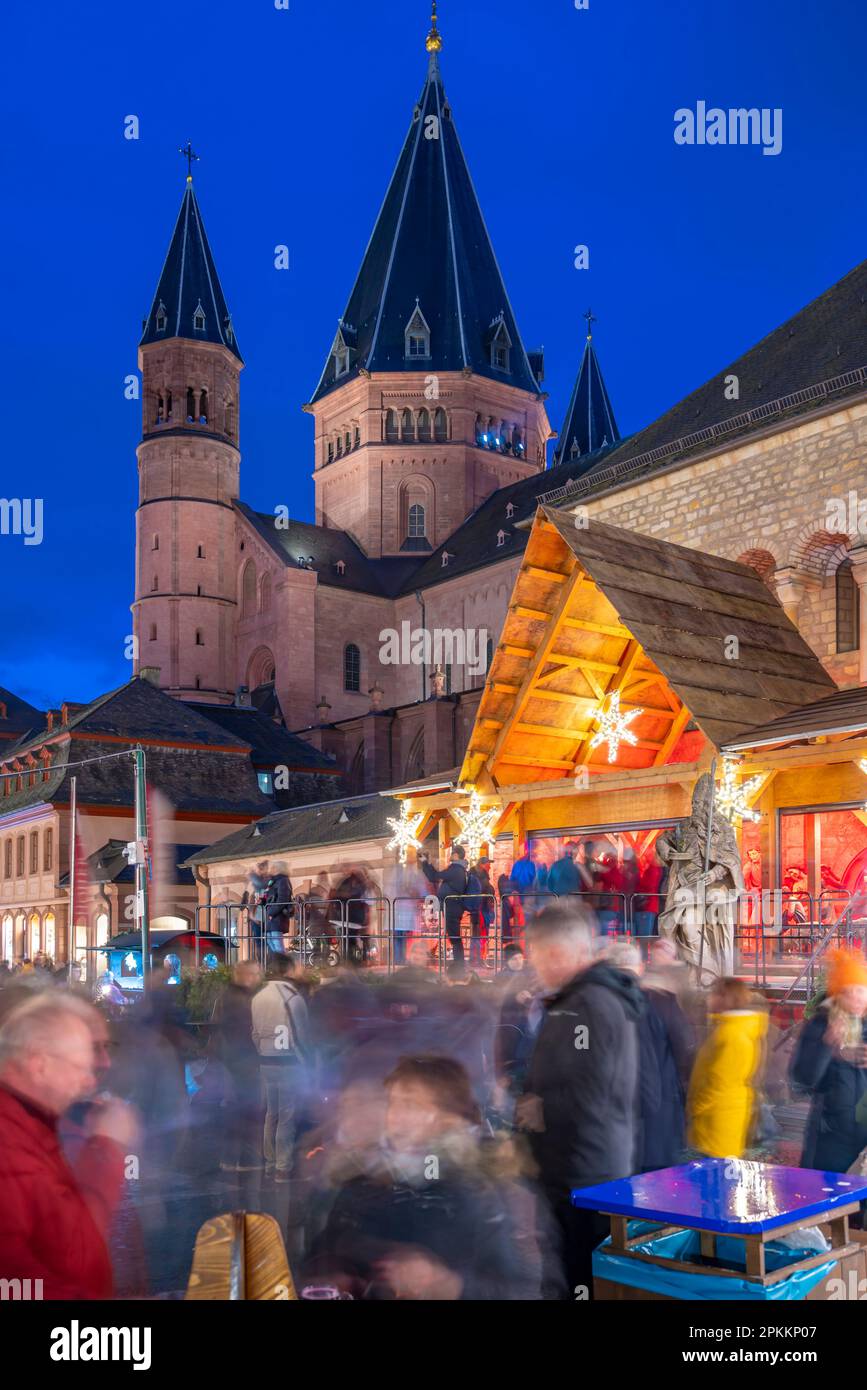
[0,993,137,1300]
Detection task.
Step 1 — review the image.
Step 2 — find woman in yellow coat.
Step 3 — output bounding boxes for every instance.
[687,978,769,1158]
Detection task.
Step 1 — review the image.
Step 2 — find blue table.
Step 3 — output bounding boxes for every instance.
[572,1160,867,1285]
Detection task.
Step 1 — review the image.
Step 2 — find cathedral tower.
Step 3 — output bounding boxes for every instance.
[132,162,243,703]
[305,8,552,559]
[552,313,620,468]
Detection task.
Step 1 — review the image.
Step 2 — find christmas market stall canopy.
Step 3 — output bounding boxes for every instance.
[390,505,837,891]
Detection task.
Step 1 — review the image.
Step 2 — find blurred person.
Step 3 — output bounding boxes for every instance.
[495,948,545,1109]
[687,977,768,1159]
[263,861,295,959]
[419,843,468,965]
[252,953,311,1180]
[0,993,137,1299]
[305,1055,540,1299]
[607,941,687,1170]
[498,870,524,948]
[215,959,264,1173]
[470,855,495,967]
[547,841,585,898]
[511,844,536,894]
[791,947,867,1172]
[642,939,696,1097]
[519,904,642,1296]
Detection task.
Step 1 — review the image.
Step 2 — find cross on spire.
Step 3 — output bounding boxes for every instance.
[179,141,199,182]
[426,0,443,53]
[583,307,597,340]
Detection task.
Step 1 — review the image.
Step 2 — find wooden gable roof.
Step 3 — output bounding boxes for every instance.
[461,505,836,789]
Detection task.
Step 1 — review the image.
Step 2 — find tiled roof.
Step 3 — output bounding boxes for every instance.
[721,684,867,752]
[235,502,420,597]
[0,687,44,746]
[140,179,242,361]
[310,48,541,402]
[185,792,402,866]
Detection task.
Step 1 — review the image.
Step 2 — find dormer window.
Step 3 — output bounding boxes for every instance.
[488,314,512,373]
[497,530,507,546]
[155,301,167,333]
[193,301,206,333]
[404,302,431,360]
[332,325,352,378]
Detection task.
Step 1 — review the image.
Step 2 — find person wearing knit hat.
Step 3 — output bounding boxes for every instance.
[791,946,867,1172]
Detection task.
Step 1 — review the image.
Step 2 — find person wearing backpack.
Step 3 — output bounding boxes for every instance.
[251,955,311,1180]
[419,845,469,965]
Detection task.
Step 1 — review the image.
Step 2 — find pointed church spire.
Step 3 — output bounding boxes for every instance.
[140,163,242,361]
[553,311,620,466]
[311,10,539,402]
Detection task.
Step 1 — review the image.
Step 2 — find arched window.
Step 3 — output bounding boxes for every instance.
[29,912,40,957]
[43,910,55,960]
[336,433,343,457]
[408,503,426,539]
[195,629,204,646]
[2,840,10,878]
[344,643,361,692]
[401,408,415,442]
[156,393,165,425]
[512,425,523,454]
[16,836,24,876]
[354,426,361,449]
[1,913,12,964]
[475,415,486,446]
[344,430,351,454]
[44,828,53,872]
[199,389,209,425]
[165,390,172,421]
[434,408,448,442]
[417,408,431,443]
[152,533,159,551]
[385,409,399,442]
[836,559,860,653]
[241,560,257,618]
[186,387,195,422]
[259,572,272,614]
[327,441,334,463]
[152,575,158,592]
[225,400,235,437]
[405,728,425,782]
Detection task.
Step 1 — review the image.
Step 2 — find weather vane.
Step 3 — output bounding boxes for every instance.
[583,307,597,340]
[179,141,199,181]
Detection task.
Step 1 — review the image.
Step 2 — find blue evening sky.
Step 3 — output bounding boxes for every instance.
[1,0,865,707]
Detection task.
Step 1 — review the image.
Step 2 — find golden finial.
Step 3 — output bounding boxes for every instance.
[426,1,443,53]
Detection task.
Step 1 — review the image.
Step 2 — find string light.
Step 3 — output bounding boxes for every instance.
[386,804,425,865]
[715,757,762,824]
[452,787,499,863]
[589,690,643,763]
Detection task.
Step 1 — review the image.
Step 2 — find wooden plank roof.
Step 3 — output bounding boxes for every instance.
[461,505,836,788]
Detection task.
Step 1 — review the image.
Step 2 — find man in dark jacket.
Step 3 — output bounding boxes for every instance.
[791,998,867,1172]
[520,904,642,1297]
[419,845,468,965]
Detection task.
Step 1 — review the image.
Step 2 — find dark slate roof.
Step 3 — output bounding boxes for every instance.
[540,506,837,749]
[182,702,337,771]
[9,678,252,761]
[140,179,242,361]
[568,258,867,498]
[721,685,867,752]
[0,687,44,746]
[235,502,420,597]
[552,335,620,466]
[0,678,272,818]
[310,49,541,402]
[186,792,402,866]
[60,839,204,888]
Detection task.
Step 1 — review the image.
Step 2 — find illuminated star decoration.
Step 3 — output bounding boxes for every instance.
[386,804,425,865]
[589,691,643,763]
[452,787,499,863]
[715,757,763,824]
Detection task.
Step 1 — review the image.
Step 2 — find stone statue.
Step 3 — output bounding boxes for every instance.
[656,773,744,983]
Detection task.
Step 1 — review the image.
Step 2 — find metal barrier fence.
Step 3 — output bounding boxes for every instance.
[95,887,867,996]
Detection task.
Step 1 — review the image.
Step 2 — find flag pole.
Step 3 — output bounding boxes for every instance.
[67,776,77,982]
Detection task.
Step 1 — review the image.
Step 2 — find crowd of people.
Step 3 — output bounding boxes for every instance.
[3,887,867,1301]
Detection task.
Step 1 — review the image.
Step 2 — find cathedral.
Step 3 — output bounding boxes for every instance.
[131,10,625,795]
